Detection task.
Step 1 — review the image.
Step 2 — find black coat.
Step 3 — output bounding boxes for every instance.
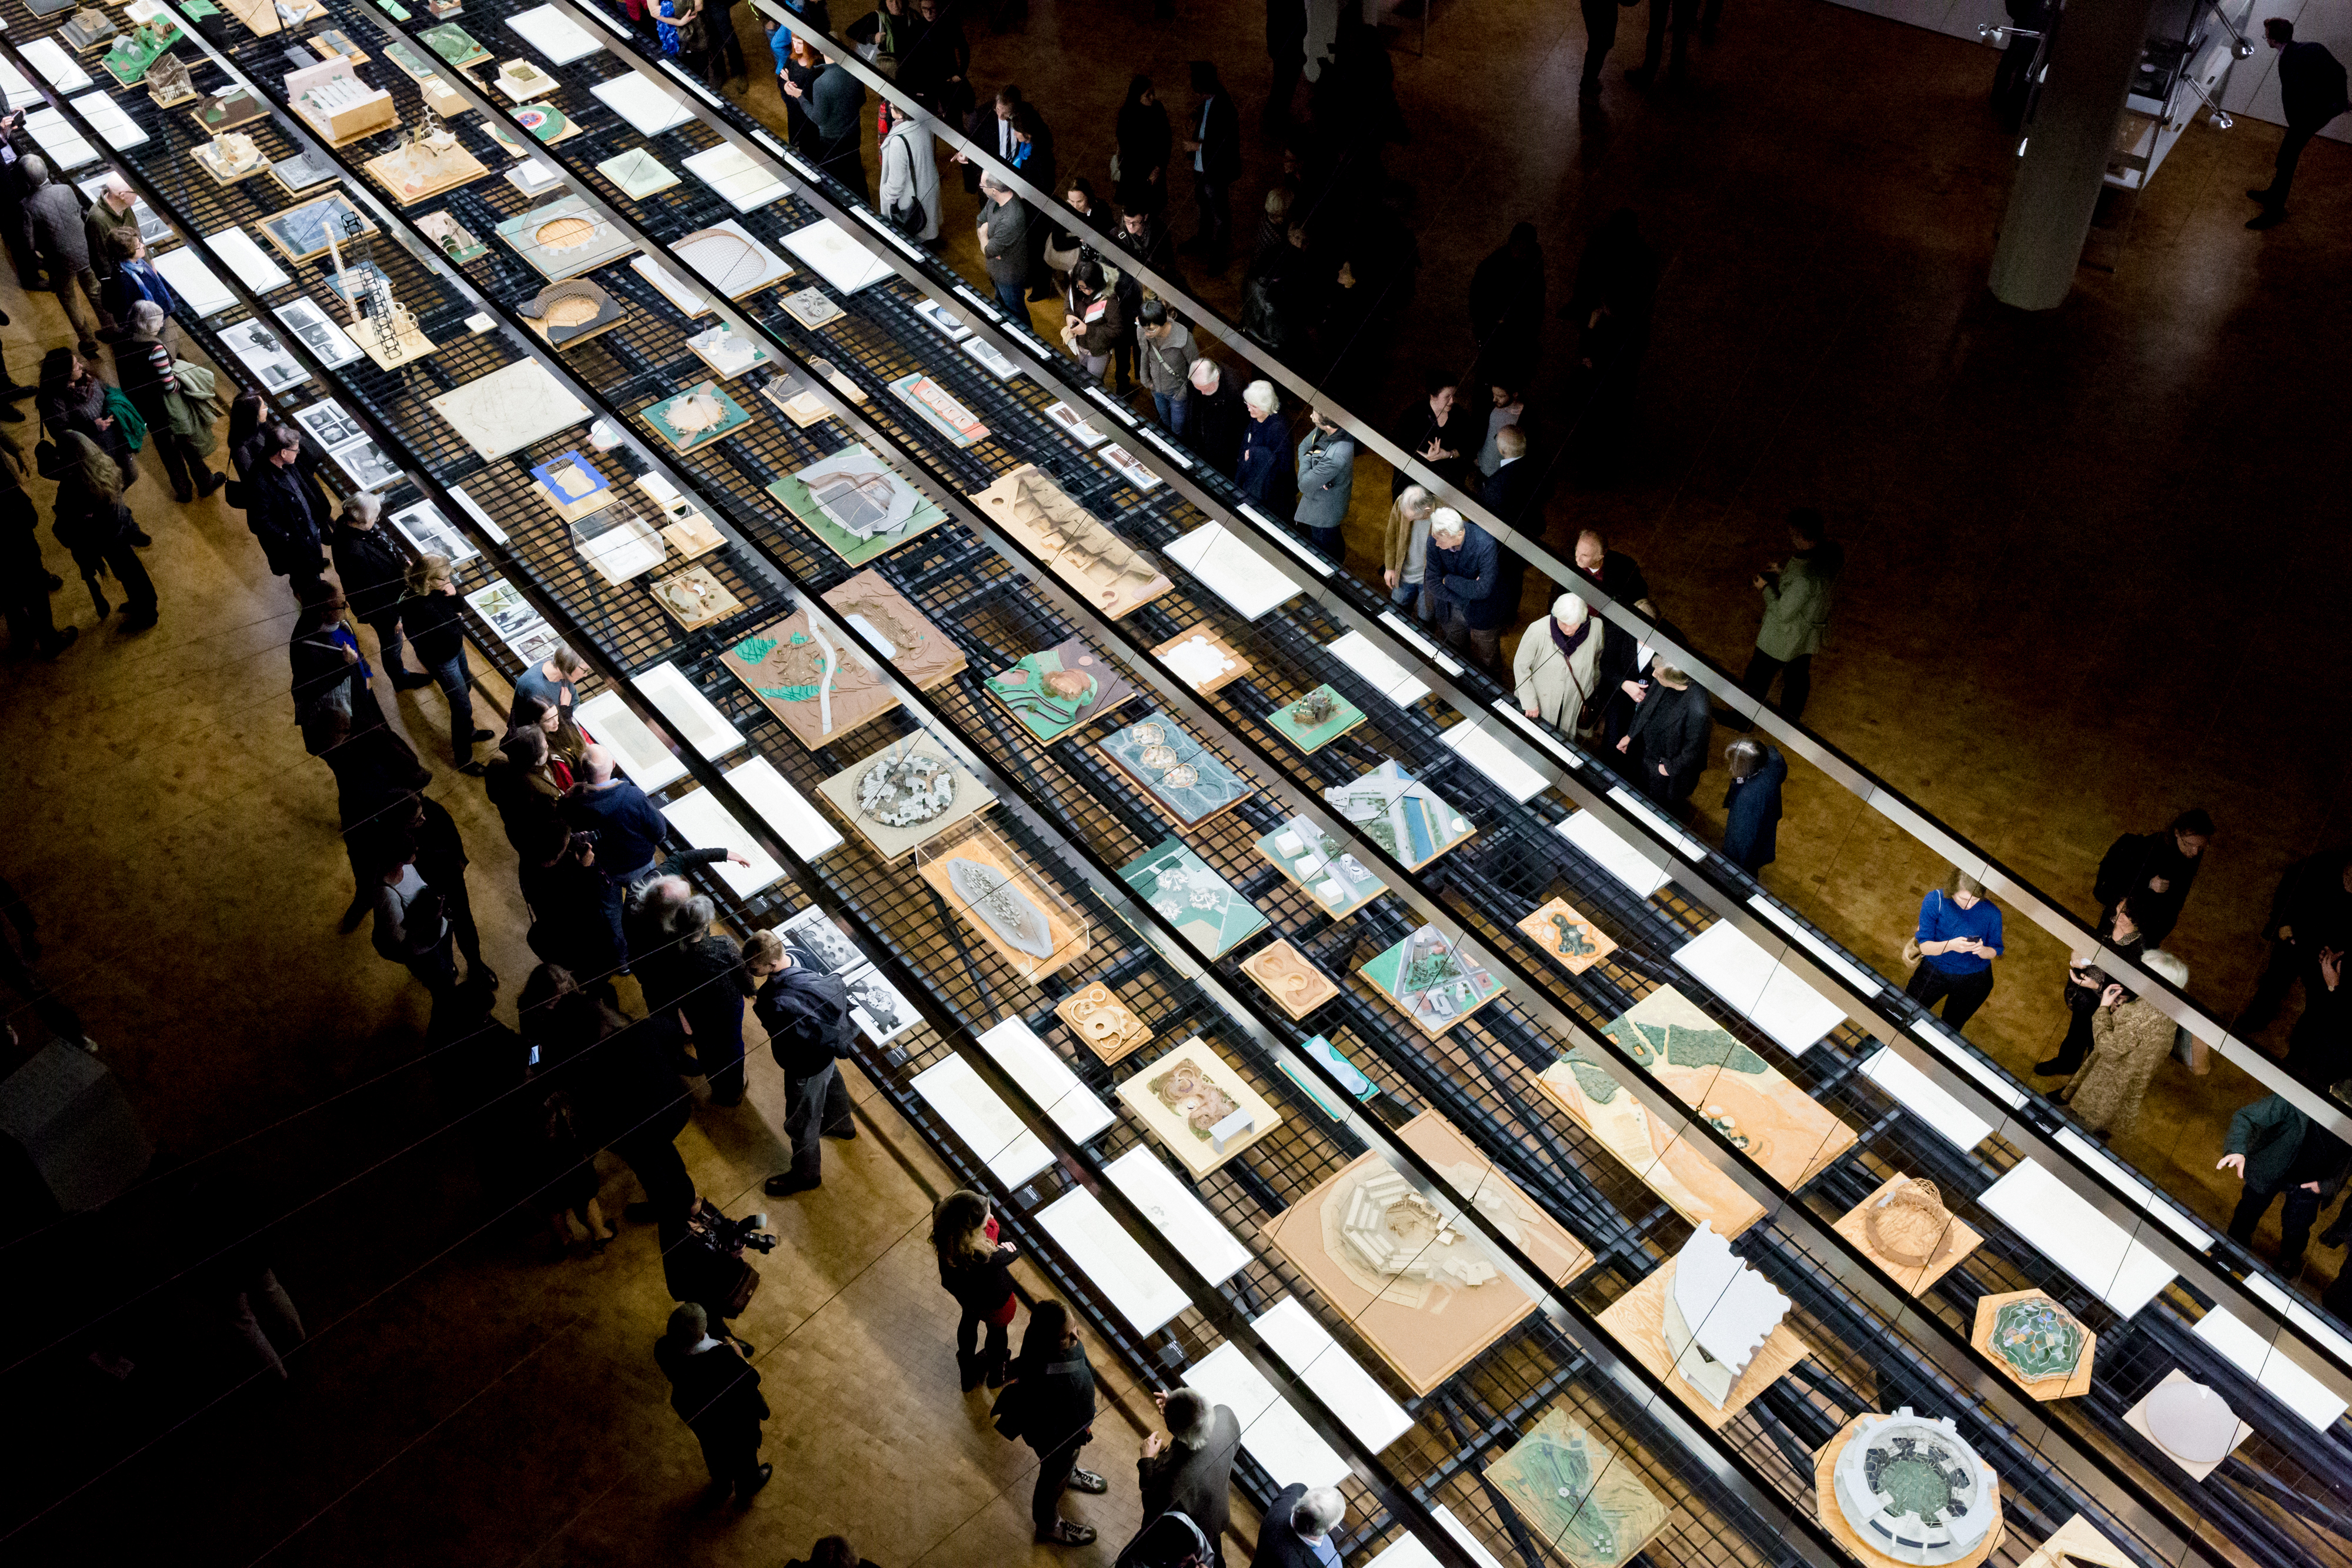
[247,459,331,580]
[754,966,856,1079]
[1010,1338,1095,1456]
[1188,91,1242,183]
[1137,1403,1242,1552]
[1625,680,1712,803]
[1480,457,1544,533]
[1233,412,1291,504]
[332,524,408,620]
[937,1238,1018,1315]
[518,851,616,977]
[2280,40,2351,129]
[402,586,466,666]
[1722,745,1786,872]
[1389,396,1474,496]
[2092,829,2201,944]
[2263,850,2352,949]
[1114,99,1172,213]
[1190,380,1246,476]
[1250,1483,1331,1568]
[654,1334,769,1432]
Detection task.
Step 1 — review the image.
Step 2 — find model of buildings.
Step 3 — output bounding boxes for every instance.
[62,8,118,52]
[856,742,957,830]
[1661,1223,1792,1407]
[944,859,1053,958]
[1335,1165,1497,1288]
[142,50,196,106]
[194,130,269,183]
[1324,760,1474,870]
[415,210,485,262]
[972,466,1172,619]
[364,112,487,203]
[1830,1409,2000,1567]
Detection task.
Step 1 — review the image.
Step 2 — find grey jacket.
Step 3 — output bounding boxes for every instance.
[877,119,941,242]
[1293,429,1354,527]
[22,166,90,271]
[978,195,1028,287]
[1139,323,1198,396]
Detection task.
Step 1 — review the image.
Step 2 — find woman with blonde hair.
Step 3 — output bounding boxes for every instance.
[1381,484,1435,613]
[931,1188,1019,1390]
[1903,869,2004,1031]
[52,431,155,627]
[400,551,493,772]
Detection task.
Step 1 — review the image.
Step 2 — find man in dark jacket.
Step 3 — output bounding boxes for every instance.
[332,492,430,690]
[246,425,331,600]
[1248,1485,1345,1568]
[654,1302,774,1502]
[562,745,671,968]
[977,176,1031,317]
[1620,663,1712,809]
[808,45,868,203]
[2092,808,2213,947]
[1181,61,1242,266]
[404,791,491,988]
[1265,0,1308,129]
[1480,425,1544,534]
[518,821,619,981]
[2249,18,2350,228]
[2219,1092,2352,1273]
[0,112,44,290]
[1391,373,1472,497]
[1423,509,1507,673]
[1186,359,1246,476]
[1137,1388,1241,1564]
[18,156,106,355]
[1232,381,1289,506]
[2238,847,2352,1034]
[757,959,857,1195]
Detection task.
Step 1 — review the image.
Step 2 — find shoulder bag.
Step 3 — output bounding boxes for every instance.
[989,1374,1030,1440]
[1900,891,1938,968]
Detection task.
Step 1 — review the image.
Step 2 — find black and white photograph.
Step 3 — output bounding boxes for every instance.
[388,502,479,567]
[274,298,364,370]
[294,397,365,452]
[841,963,916,1046]
[330,439,402,492]
[464,580,549,648]
[217,319,310,393]
[774,906,861,976]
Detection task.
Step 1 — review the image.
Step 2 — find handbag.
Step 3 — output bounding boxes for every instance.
[1900,891,1937,968]
[719,1255,761,1316]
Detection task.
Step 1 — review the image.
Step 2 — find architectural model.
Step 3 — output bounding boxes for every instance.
[1241,939,1338,1020]
[1603,985,1859,1190]
[649,565,741,632]
[685,325,770,380]
[509,103,579,144]
[720,616,898,751]
[418,22,489,69]
[426,359,591,460]
[1518,897,1618,975]
[1255,817,1385,920]
[1268,684,1367,753]
[1833,1175,1982,1297]
[415,210,486,262]
[192,131,270,185]
[103,19,181,88]
[268,152,336,195]
[1115,1038,1281,1177]
[1485,1410,1668,1568]
[192,87,268,135]
[781,286,844,329]
[569,504,665,585]
[637,475,723,559]
[1819,1409,2002,1568]
[596,148,679,199]
[285,60,397,143]
[673,221,791,298]
[767,444,949,567]
[523,279,625,347]
[1359,925,1505,1035]
[1054,982,1151,1064]
[497,195,636,281]
[362,113,488,204]
[61,8,118,53]
[888,373,989,447]
[1119,838,1267,960]
[914,821,1087,982]
[1152,627,1251,693]
[985,639,1137,744]
[256,193,375,263]
[971,466,1172,620]
[1969,1290,2094,1400]
[1661,1222,1793,1406]
[530,452,610,524]
[1277,1035,1379,1118]
[1265,1111,1594,1394]
[1324,760,1475,871]
[642,382,752,453]
[145,54,198,108]
[493,58,556,101]
[819,570,967,690]
[817,734,995,861]
[1532,1049,1769,1237]
[1097,713,1254,828]
[2124,1372,2249,1481]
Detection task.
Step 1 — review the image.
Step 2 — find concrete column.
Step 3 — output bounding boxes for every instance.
[1988,0,2159,309]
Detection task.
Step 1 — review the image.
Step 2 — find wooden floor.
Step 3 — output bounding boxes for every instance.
[4,0,2349,1559]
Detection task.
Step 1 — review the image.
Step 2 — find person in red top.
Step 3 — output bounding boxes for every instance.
[931,1188,1019,1390]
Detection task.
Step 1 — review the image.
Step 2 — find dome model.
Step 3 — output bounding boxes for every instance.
[1832,1409,1999,1566]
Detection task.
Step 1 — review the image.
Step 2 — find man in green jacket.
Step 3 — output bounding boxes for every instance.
[2218,1092,2351,1273]
[1736,508,1842,725]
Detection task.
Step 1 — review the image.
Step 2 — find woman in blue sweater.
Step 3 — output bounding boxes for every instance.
[1903,870,2004,1030]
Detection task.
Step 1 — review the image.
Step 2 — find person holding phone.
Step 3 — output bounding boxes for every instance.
[1904,870,2004,1031]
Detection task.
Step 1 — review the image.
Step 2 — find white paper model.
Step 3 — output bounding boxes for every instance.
[1830,1409,1999,1566]
[1661,1223,1790,1407]
[781,218,894,294]
[799,445,919,540]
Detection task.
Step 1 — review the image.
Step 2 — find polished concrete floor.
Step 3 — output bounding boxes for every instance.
[3,0,2349,1560]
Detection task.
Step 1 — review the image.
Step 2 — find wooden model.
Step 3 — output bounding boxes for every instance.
[649,566,742,632]
[103,19,180,85]
[684,324,770,382]
[1359,925,1505,1036]
[1115,1038,1282,1178]
[1833,1174,1982,1297]
[1254,817,1384,921]
[362,113,489,204]
[415,210,486,262]
[1096,711,1254,830]
[145,55,198,109]
[984,638,1137,744]
[285,60,397,144]
[1151,626,1251,693]
[522,279,626,349]
[1970,1289,2095,1401]
[1532,1049,1769,1238]
[1264,1110,1595,1395]
[1485,1411,1668,1568]
[417,22,490,70]
[820,570,968,691]
[1814,1410,2005,1568]
[192,131,271,185]
[1266,684,1366,754]
[672,221,791,299]
[1518,897,1617,975]
[493,58,557,101]
[635,474,722,558]
[888,373,988,446]
[817,733,996,862]
[61,7,118,52]
[2014,1516,2134,1568]
[780,286,843,329]
[530,451,613,523]
[719,614,900,752]
[914,820,1088,984]
[508,103,580,145]
[1241,940,1338,1020]
[192,87,268,136]
[641,381,752,454]
[1055,983,1152,1065]
[768,443,949,568]
[972,466,1174,621]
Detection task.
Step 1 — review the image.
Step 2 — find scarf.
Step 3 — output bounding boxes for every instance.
[1550,614,1593,663]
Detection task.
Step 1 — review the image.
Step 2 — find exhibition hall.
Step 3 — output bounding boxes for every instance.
[1,0,2348,1564]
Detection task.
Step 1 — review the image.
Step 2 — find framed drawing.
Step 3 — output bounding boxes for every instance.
[985,638,1137,744]
[273,297,363,370]
[1602,985,1858,1191]
[1119,838,1265,961]
[496,195,636,281]
[1043,399,1107,447]
[970,466,1172,620]
[427,359,591,461]
[1324,759,1475,872]
[1241,940,1339,1021]
[1263,1110,1596,1395]
[1254,817,1385,921]
[1055,982,1152,1065]
[1518,897,1618,975]
[1115,1037,1284,1178]
[649,565,743,631]
[1484,1410,1668,1568]
[1359,925,1505,1036]
[256,192,375,262]
[642,380,752,454]
[1096,711,1254,830]
[820,569,967,690]
[718,614,899,751]
[388,502,477,567]
[673,220,791,299]
[1832,1174,1982,1298]
[816,732,997,862]
[914,818,1089,984]
[1152,626,1251,694]
[1531,1049,1770,1239]
[767,443,949,567]
[1266,685,1367,754]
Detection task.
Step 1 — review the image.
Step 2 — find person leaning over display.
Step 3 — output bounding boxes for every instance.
[1903,869,2004,1031]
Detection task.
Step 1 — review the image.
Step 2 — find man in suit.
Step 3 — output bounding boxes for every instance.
[1181,61,1242,267]
[1137,1389,1241,1564]
[1479,425,1543,533]
[1250,1485,1345,1568]
[2249,18,2350,228]
[1619,662,1712,810]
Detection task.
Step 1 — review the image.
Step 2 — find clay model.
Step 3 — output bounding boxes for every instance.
[971,466,1172,620]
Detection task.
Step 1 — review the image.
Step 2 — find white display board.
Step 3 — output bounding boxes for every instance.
[1556,810,1671,898]
[69,92,146,152]
[1674,921,1846,1057]
[1328,629,1428,708]
[974,1017,1115,1146]
[661,785,786,897]
[782,218,897,295]
[506,3,605,63]
[1184,1340,1351,1490]
[1035,1188,1191,1335]
[909,1053,1053,1186]
[635,661,747,762]
[1432,1506,1511,1568]
[574,689,687,791]
[721,755,844,863]
[21,38,91,93]
[149,248,235,318]
[590,71,695,135]
[1746,894,1884,997]
[683,142,789,213]
[1857,1047,1993,1152]
[1440,721,1549,804]
[0,61,40,111]
[22,108,96,172]
[1605,784,1709,860]
[1165,526,1298,621]
[1979,1160,2177,1316]
[1251,1298,1413,1455]
[201,227,292,293]
[2193,1306,2348,1432]
[1104,1148,1252,1289]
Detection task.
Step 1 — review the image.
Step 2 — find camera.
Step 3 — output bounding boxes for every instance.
[703,1209,779,1255]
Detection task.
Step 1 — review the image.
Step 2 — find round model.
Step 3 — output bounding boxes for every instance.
[857,750,956,829]
[1830,1408,1999,1567]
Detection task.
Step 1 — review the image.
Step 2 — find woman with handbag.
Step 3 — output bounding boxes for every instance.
[932,1188,1018,1390]
[36,349,142,506]
[999,1299,1105,1547]
[2037,898,2144,1077]
[876,100,941,245]
[1513,593,1601,735]
[1902,870,2004,1031]
[51,432,155,628]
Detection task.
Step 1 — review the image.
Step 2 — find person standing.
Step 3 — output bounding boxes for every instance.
[2058,953,2187,1141]
[654,1302,773,1504]
[1720,737,1786,874]
[2247,18,2349,229]
[0,434,72,656]
[1137,1388,1241,1564]
[1234,381,1289,506]
[1187,359,1245,476]
[333,492,430,691]
[1265,0,1309,129]
[977,176,1031,318]
[17,157,108,356]
[809,44,869,203]
[245,425,332,601]
[1116,75,1172,216]
[706,0,750,88]
[1293,408,1354,562]
[877,101,941,245]
[1738,509,1840,726]
[1060,258,1124,383]
[106,300,222,505]
[1381,485,1436,613]
[931,1187,1020,1390]
[1422,509,1506,673]
[2219,1091,2352,1272]
[1391,375,1470,497]
[1138,301,1199,439]
[51,432,155,629]
[1903,871,2004,1031]
[2238,848,2352,1034]
[1514,594,1600,734]
[777,29,826,153]
[2036,898,2148,1078]
[1004,1299,1105,1547]
[1250,1486,1346,1568]
[1580,0,1625,96]
[36,349,139,496]
[561,745,671,967]
[370,838,457,997]
[756,950,858,1195]
[405,790,492,989]
[1480,426,1542,533]
[1618,663,1711,809]
[2092,808,2212,948]
[486,727,565,852]
[514,643,592,760]
[399,554,493,773]
[652,897,755,1106]
[2285,944,2350,1088]
[1181,62,1242,268]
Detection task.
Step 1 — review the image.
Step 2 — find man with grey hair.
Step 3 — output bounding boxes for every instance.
[1138,1386,1241,1563]
[18,155,109,353]
[108,294,226,503]
[1250,1483,1345,1568]
[83,178,142,289]
[332,489,427,688]
[977,175,1031,317]
[1423,507,1508,675]
[1294,407,1354,562]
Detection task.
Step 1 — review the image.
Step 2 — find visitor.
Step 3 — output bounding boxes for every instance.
[877,100,941,245]
[783,1537,881,1568]
[400,553,493,773]
[530,1087,614,1256]
[808,43,868,202]
[370,838,457,997]
[50,432,154,630]
[2247,18,2349,229]
[36,349,140,497]
[245,424,332,601]
[2237,847,2352,1035]
[1233,380,1289,506]
[756,942,858,1195]
[1250,1486,1345,1568]
[2059,952,2189,1141]
[1391,373,1469,497]
[2219,1090,2352,1273]
[1137,1388,1240,1562]
[931,1186,1020,1390]
[1618,662,1712,810]
[1292,407,1353,562]
[0,433,73,656]
[402,790,491,989]
[333,492,428,690]
[1115,75,1172,216]
[977,176,1031,318]
[1720,738,1787,874]
[1903,870,2004,1031]
[1180,62,1241,268]
[1381,484,1435,613]
[1061,257,1123,383]
[562,745,670,968]
[515,643,591,757]
[640,889,755,1105]
[1422,509,1505,674]
[1138,300,1199,439]
[2037,899,2146,1078]
[1736,509,1842,727]
[1186,359,1245,476]
[2092,808,2212,948]
[653,1302,773,1503]
[18,156,108,354]
[106,298,221,504]
[1002,1299,1104,1547]
[1513,593,1601,734]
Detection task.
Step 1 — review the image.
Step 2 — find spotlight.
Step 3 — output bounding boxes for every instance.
[2213,110,2235,128]
[1980,21,2042,44]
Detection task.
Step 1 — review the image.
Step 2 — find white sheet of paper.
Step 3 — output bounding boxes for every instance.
[1440,721,1548,804]
[1103,1148,1252,1288]
[2193,1306,2349,1432]
[1606,784,1710,861]
[1674,921,1846,1056]
[660,783,786,896]
[1184,1341,1351,1490]
[1165,525,1297,621]
[22,108,97,171]
[975,1017,1114,1145]
[1367,1537,1443,1568]
[201,227,292,293]
[149,248,235,317]
[682,142,789,212]
[2242,1271,2352,1378]
[1252,1298,1412,1455]
[506,2,604,63]
[1857,1047,1993,1152]
[1328,629,1428,708]
[1035,1188,1191,1334]
[69,92,146,151]
[590,71,694,135]
[1979,1160,2177,1316]
[22,39,92,93]
[1746,894,1885,996]
[910,1054,1053,1186]
[574,690,687,791]
[2053,1127,2210,1249]
[634,661,747,761]
[1432,1507,1511,1568]
[1556,810,1672,898]
[782,218,896,295]
[721,755,843,862]
[0,61,40,111]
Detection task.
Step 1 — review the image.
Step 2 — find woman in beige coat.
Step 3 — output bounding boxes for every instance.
[2062,950,2188,1139]
[1512,594,1602,734]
